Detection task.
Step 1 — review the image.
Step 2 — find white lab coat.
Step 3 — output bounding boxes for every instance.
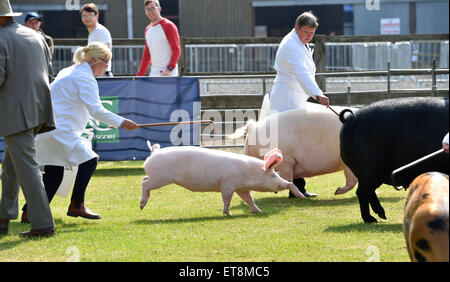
[35,62,124,167]
[269,29,325,113]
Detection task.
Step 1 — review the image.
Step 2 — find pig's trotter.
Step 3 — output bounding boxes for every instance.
[236,190,262,213]
[221,188,234,216]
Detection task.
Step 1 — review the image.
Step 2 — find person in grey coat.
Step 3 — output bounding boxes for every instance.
[0,0,56,238]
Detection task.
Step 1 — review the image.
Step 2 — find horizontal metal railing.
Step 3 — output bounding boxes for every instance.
[52,34,449,76]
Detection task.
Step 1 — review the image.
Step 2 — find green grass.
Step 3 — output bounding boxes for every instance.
[0,160,410,262]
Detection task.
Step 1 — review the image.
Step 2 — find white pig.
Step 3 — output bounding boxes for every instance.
[231,102,358,195]
[140,142,306,215]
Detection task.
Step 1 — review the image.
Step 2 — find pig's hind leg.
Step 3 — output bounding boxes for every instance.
[237,190,262,213]
[335,165,358,195]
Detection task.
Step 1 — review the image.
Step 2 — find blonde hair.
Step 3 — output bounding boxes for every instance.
[73,41,112,64]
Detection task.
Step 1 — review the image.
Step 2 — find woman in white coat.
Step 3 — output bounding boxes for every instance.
[269,11,329,198]
[21,42,139,221]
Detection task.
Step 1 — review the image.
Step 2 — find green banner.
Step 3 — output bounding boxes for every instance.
[82,96,120,143]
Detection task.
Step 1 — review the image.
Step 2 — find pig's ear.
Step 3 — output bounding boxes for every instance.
[263,148,283,172]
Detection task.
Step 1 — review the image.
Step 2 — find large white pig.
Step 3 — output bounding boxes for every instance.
[231,102,358,195]
[140,142,306,216]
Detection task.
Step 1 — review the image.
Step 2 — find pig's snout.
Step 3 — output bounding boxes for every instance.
[288,183,306,199]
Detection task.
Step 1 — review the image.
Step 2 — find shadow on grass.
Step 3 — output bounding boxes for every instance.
[132,212,270,226]
[132,195,404,226]
[0,218,99,251]
[234,194,404,211]
[94,167,143,177]
[324,222,403,233]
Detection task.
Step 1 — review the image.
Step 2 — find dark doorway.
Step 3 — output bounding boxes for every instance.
[161,0,179,28]
[254,5,344,37]
[39,10,106,38]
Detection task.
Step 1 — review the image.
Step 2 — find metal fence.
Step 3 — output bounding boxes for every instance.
[52,39,449,75]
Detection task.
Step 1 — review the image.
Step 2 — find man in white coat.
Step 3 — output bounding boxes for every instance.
[269,11,329,198]
[270,11,329,112]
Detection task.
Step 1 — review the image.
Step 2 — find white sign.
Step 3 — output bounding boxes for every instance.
[381,18,401,34]
[366,0,380,10]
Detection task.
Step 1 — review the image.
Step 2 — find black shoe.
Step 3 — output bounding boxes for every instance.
[19,227,55,238]
[303,191,318,198]
[21,212,30,223]
[289,190,318,198]
[0,219,9,235]
[289,178,308,198]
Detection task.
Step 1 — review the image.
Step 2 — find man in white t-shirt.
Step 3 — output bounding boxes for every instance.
[81,3,113,77]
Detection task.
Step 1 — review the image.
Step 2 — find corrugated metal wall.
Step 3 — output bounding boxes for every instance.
[416,1,449,34]
[353,2,411,35]
[133,0,149,38]
[12,0,128,38]
[179,0,253,37]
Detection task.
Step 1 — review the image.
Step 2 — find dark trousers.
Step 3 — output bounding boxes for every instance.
[289,178,307,198]
[22,157,98,212]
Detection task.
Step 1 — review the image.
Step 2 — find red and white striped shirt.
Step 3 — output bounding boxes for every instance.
[137,18,180,77]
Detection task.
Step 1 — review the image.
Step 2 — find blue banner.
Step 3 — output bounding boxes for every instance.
[0,77,200,162]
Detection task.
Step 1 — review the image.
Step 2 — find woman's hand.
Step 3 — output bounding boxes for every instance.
[121,119,139,130]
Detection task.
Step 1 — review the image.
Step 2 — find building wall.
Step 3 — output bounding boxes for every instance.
[132,0,180,38]
[353,2,411,35]
[416,1,449,34]
[179,0,253,37]
[133,0,149,38]
[10,0,449,39]
[11,0,128,38]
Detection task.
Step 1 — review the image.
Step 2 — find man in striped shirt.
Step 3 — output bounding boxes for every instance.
[137,0,180,77]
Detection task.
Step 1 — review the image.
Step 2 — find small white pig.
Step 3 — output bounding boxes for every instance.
[140,142,306,215]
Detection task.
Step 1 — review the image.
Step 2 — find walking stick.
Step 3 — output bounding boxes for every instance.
[111,120,216,133]
[138,120,213,128]
[391,148,445,190]
[327,105,340,117]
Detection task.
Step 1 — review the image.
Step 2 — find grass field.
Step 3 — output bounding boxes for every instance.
[0,160,410,262]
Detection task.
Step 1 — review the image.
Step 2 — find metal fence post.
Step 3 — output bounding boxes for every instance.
[347,76,351,106]
[179,36,186,76]
[262,77,266,95]
[313,35,326,92]
[387,61,391,99]
[431,58,436,97]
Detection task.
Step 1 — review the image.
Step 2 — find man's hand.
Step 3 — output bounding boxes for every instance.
[160,69,172,76]
[316,95,329,107]
[443,142,449,154]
